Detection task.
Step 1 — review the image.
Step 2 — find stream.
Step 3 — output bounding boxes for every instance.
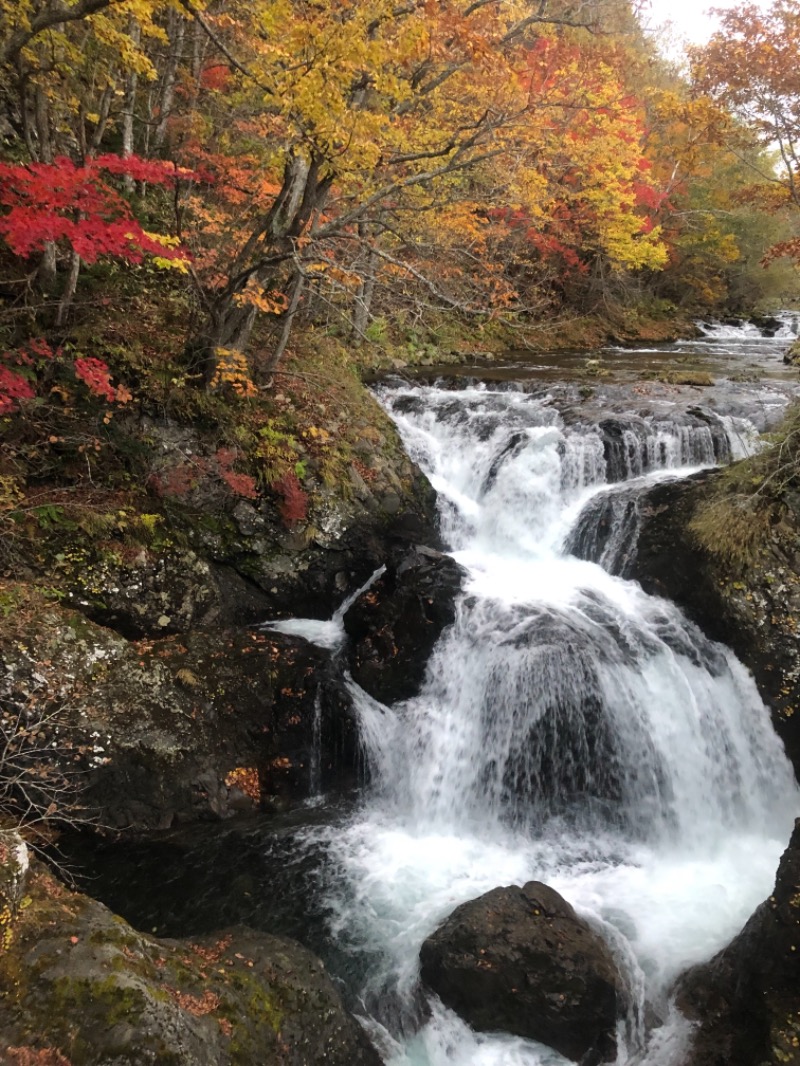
[73,317,800,1066]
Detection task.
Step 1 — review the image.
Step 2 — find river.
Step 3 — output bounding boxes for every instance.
[308,318,799,1065]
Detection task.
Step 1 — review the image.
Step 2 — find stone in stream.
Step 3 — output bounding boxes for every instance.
[345,545,466,704]
[675,818,800,1066]
[419,881,628,1063]
[0,838,381,1066]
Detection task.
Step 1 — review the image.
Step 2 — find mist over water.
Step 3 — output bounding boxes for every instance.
[310,370,798,1065]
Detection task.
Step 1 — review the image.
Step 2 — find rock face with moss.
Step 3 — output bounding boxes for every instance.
[0,843,380,1066]
[10,386,441,637]
[0,588,361,830]
[631,471,800,778]
[675,819,800,1066]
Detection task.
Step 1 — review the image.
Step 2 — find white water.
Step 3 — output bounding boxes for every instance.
[697,311,800,340]
[264,564,385,648]
[312,382,798,1065]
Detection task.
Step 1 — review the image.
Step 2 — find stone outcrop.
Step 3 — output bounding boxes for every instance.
[60,550,276,639]
[675,819,800,1066]
[0,589,360,831]
[0,842,380,1066]
[344,546,465,704]
[419,881,628,1063]
[631,472,800,778]
[119,412,442,628]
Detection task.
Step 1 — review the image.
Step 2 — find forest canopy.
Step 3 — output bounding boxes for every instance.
[0,0,798,396]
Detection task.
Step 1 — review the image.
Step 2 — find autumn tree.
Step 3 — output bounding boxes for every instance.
[164,0,668,380]
[691,0,800,265]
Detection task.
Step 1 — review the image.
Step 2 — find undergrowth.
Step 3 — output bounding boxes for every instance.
[690,402,800,568]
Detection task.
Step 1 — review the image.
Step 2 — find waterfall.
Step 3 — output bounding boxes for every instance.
[696,312,800,339]
[313,381,797,1066]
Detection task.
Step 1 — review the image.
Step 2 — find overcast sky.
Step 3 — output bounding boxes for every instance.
[640,0,770,53]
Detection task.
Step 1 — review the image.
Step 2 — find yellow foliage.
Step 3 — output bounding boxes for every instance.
[210,348,258,398]
[233,283,288,314]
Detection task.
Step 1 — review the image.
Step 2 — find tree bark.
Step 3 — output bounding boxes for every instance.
[56,249,81,326]
[121,20,141,194]
[34,87,58,293]
[262,270,305,380]
[153,12,186,152]
[353,229,378,340]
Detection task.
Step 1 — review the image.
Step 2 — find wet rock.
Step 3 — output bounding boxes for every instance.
[0,590,359,831]
[344,546,466,704]
[750,314,783,337]
[630,473,800,778]
[147,626,361,805]
[0,850,381,1066]
[564,484,642,576]
[193,468,443,623]
[675,819,800,1066]
[62,549,275,639]
[419,881,628,1063]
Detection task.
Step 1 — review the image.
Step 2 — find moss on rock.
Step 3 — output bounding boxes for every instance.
[0,847,380,1066]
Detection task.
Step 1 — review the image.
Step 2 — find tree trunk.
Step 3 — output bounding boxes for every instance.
[153,12,185,152]
[89,85,114,152]
[353,249,378,339]
[56,249,81,326]
[34,87,58,293]
[190,152,332,384]
[121,20,141,194]
[261,271,305,381]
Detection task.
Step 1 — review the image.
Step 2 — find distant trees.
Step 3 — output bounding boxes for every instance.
[692,0,800,269]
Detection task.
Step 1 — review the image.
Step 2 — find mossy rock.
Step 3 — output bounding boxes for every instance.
[658,370,714,387]
[0,856,381,1066]
[0,585,359,831]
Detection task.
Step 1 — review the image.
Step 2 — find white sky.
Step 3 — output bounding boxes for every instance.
[640,0,771,53]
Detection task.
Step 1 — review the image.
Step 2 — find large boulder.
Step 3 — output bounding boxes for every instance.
[419,881,628,1063]
[344,546,465,704]
[137,411,442,625]
[0,844,381,1066]
[675,819,800,1066]
[13,401,442,636]
[630,473,800,778]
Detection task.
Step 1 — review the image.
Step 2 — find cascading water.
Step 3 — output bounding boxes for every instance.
[310,380,798,1066]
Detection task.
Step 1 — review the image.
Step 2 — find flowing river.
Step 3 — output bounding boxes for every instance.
[308,318,800,1065]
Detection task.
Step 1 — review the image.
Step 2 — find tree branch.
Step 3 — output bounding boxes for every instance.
[2,0,123,67]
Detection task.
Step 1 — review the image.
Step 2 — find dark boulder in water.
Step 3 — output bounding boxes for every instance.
[345,545,465,704]
[419,880,628,1063]
[675,818,800,1066]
